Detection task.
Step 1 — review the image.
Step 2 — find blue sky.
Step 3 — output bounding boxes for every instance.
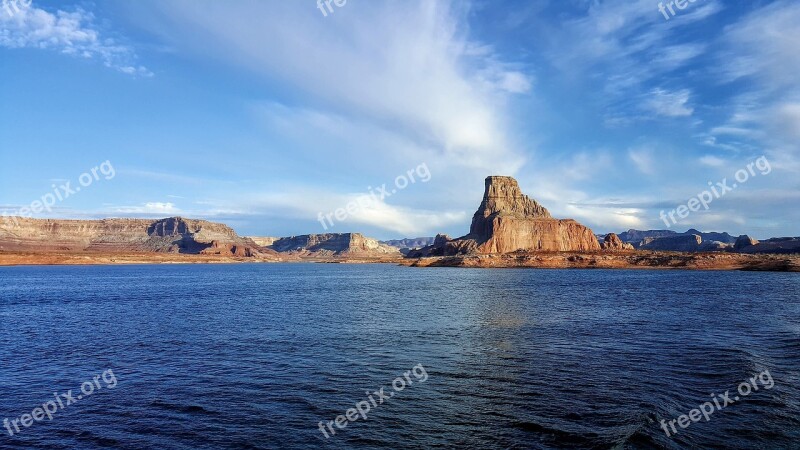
[1,0,798,240]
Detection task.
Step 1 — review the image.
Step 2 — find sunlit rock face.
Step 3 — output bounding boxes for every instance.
[0,216,270,257]
[411,176,602,256]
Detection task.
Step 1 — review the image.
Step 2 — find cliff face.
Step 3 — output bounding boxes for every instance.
[470,176,552,228]
[248,237,280,247]
[734,235,760,251]
[601,233,635,251]
[738,237,800,254]
[467,177,600,253]
[0,217,271,258]
[466,177,600,253]
[464,217,598,253]
[381,237,435,250]
[617,229,737,248]
[618,229,677,246]
[269,233,401,257]
[413,176,601,256]
[639,234,703,252]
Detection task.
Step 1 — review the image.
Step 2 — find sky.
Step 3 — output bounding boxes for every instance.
[1,0,798,240]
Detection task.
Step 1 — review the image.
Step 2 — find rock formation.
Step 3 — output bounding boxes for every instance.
[601,233,634,251]
[381,237,435,250]
[268,233,401,258]
[0,216,272,258]
[615,229,737,249]
[639,234,703,252]
[737,237,800,254]
[697,241,733,252]
[685,229,737,244]
[407,234,455,257]
[734,235,760,251]
[404,251,800,272]
[410,176,601,256]
[248,237,280,247]
[617,229,677,246]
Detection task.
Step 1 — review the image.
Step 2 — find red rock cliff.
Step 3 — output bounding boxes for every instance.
[416,176,601,255]
[0,216,271,258]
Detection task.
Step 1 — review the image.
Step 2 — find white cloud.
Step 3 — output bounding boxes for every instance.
[137,0,525,174]
[628,148,655,175]
[496,71,532,94]
[774,103,800,141]
[477,68,532,94]
[643,88,693,117]
[541,0,720,124]
[656,44,706,70]
[699,155,726,167]
[709,126,757,137]
[325,195,468,236]
[0,2,151,76]
[230,189,467,237]
[721,1,800,89]
[113,202,180,215]
[712,1,800,171]
[565,203,645,231]
[112,0,533,236]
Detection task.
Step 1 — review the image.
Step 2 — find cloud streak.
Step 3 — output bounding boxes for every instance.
[0,1,151,76]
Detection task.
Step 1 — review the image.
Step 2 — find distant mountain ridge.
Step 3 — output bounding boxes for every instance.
[260,233,401,258]
[381,237,435,250]
[612,229,737,247]
[604,229,799,254]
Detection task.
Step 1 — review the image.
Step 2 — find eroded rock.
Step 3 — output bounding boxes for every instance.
[601,233,634,251]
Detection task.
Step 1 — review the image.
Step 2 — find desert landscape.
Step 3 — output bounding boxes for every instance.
[2,1,799,448]
[2,176,797,271]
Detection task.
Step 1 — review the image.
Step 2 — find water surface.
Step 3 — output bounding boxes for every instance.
[0,264,798,449]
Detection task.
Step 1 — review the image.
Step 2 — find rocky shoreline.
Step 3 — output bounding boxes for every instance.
[1,248,797,272]
[0,250,404,267]
[402,251,800,272]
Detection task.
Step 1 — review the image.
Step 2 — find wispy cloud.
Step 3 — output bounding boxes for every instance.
[643,88,693,117]
[138,0,527,174]
[113,0,535,236]
[112,202,180,215]
[711,0,800,171]
[699,155,727,167]
[720,1,800,89]
[0,1,151,76]
[628,147,655,175]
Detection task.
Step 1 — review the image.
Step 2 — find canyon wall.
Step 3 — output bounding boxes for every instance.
[0,216,270,258]
[268,233,401,257]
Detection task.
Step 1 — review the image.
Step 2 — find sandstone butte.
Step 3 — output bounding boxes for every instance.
[410,176,601,256]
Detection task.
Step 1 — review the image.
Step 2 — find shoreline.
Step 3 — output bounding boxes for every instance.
[0,251,404,267]
[402,251,800,272]
[1,250,798,272]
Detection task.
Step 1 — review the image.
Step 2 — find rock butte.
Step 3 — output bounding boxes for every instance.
[412,176,601,256]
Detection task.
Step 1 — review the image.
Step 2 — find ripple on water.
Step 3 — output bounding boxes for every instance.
[0,264,797,449]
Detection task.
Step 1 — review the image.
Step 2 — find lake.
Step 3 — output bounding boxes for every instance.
[0,264,798,449]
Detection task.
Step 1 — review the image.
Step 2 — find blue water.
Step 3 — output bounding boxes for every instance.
[0,264,798,449]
